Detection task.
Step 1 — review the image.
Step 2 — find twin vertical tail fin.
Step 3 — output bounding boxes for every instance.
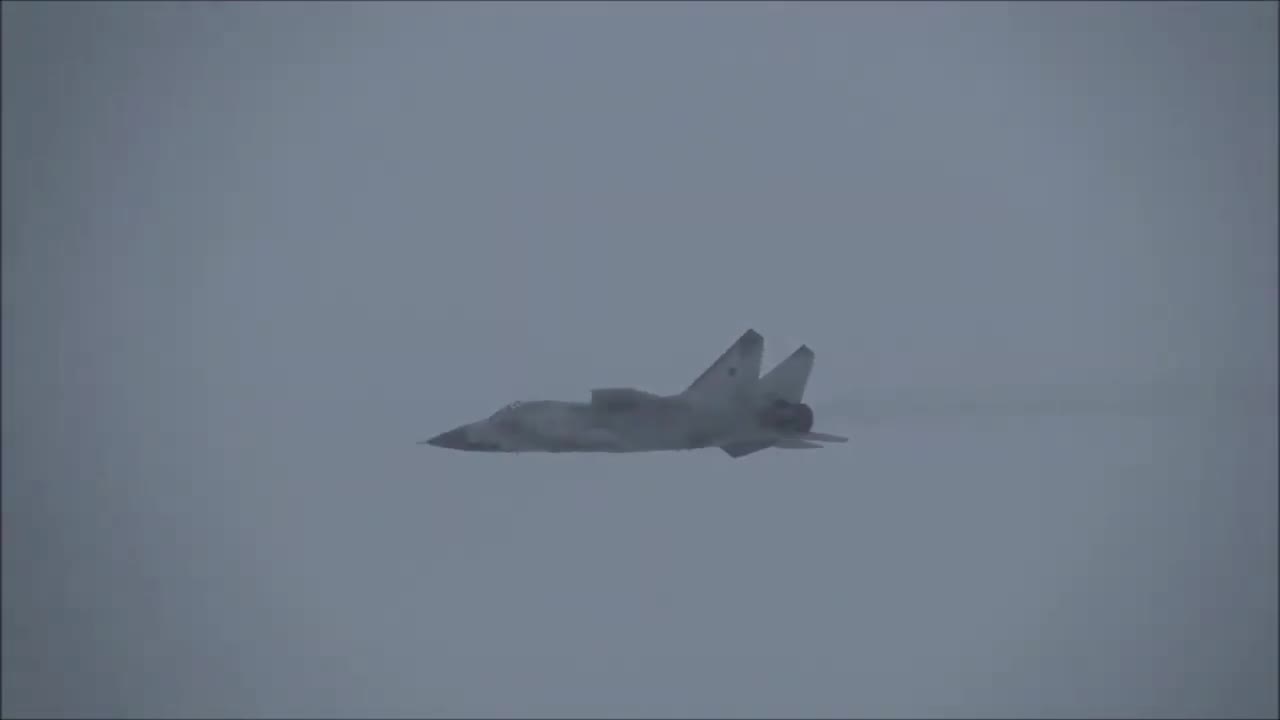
[681,329,765,406]
[711,333,847,458]
[757,345,814,403]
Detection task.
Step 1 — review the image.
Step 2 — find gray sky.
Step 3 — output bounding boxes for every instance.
[3,1,1276,717]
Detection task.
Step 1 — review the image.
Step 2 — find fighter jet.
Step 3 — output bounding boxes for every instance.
[420,329,849,458]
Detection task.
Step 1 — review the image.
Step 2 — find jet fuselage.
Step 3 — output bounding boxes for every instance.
[421,329,848,458]
[425,394,749,453]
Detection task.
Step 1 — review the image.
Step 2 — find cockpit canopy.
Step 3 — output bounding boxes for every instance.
[488,401,528,420]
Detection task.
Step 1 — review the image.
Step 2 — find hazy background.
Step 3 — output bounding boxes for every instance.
[3,1,1276,717]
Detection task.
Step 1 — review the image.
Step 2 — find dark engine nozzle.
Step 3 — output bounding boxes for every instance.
[760,399,814,434]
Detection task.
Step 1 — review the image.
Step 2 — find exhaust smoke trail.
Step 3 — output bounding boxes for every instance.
[814,378,1277,427]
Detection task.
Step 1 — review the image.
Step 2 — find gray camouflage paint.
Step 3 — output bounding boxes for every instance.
[3,2,1276,718]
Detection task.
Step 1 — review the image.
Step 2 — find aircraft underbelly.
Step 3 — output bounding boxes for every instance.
[586,408,708,452]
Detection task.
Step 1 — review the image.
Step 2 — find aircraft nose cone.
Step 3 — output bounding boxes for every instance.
[422,425,501,451]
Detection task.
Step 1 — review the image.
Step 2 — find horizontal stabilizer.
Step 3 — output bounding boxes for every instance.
[720,435,826,457]
[775,438,823,449]
[795,431,848,443]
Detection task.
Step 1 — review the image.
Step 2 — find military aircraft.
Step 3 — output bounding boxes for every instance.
[420,329,849,458]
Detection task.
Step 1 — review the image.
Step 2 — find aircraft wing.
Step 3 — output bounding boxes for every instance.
[720,440,776,458]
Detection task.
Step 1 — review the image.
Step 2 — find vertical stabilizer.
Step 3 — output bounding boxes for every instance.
[758,345,814,403]
[681,329,764,406]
